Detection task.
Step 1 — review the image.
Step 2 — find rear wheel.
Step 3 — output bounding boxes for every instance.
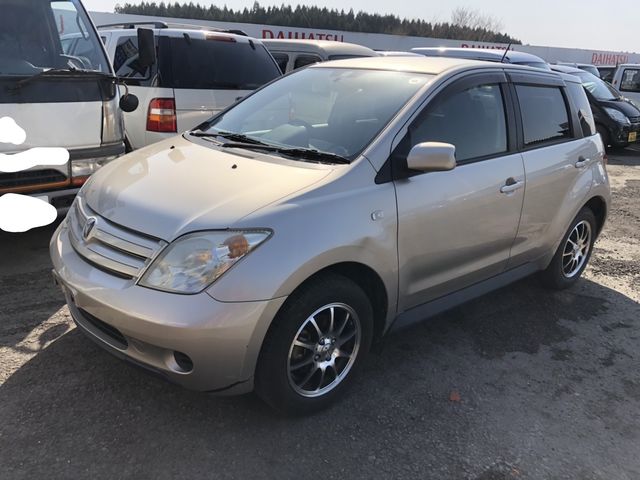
[539,208,597,290]
[255,273,373,415]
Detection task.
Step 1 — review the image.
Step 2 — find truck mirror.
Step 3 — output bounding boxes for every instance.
[137,28,156,69]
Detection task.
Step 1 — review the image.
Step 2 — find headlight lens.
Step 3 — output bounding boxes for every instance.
[603,107,630,125]
[138,230,271,294]
[71,156,119,178]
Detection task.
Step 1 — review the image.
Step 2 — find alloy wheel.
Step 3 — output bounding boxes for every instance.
[287,303,361,398]
[562,220,592,278]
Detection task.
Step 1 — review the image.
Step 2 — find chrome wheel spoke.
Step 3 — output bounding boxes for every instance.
[336,312,350,337]
[293,339,315,351]
[309,317,323,338]
[337,329,356,348]
[328,307,335,333]
[291,356,314,371]
[298,365,319,388]
[315,366,327,391]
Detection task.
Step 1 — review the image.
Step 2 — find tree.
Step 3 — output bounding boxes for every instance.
[114,2,521,44]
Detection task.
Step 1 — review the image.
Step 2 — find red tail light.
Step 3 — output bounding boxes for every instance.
[147,98,177,133]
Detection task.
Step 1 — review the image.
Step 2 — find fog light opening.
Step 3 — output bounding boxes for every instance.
[173,351,193,373]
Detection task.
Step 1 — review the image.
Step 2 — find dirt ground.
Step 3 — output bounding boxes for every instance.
[1,149,639,479]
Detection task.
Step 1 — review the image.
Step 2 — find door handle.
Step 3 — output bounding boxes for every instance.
[500,179,524,194]
[575,157,590,168]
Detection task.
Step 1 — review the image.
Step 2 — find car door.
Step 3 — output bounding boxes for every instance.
[613,66,640,105]
[507,73,597,266]
[393,72,526,311]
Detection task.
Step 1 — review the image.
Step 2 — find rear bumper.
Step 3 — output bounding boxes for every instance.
[50,221,286,394]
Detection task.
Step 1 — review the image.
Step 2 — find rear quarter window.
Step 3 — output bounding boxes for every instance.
[566,82,596,137]
[162,37,281,90]
[516,85,572,147]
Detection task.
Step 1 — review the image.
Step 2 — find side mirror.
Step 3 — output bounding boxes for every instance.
[137,28,156,69]
[119,93,139,113]
[407,142,456,172]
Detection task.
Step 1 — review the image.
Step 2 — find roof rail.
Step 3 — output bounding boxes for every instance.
[96,21,169,30]
[161,22,248,36]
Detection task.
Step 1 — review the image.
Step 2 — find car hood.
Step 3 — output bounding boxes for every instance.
[82,136,333,240]
[599,98,640,117]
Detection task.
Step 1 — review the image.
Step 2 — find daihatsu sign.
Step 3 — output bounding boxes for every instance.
[91,11,640,66]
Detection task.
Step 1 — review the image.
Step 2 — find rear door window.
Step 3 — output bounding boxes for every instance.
[163,37,280,90]
[516,85,571,147]
[620,68,640,92]
[271,52,289,73]
[566,82,596,137]
[293,54,322,70]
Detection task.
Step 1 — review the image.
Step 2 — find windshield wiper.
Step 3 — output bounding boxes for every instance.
[7,68,114,92]
[219,142,350,164]
[190,130,267,145]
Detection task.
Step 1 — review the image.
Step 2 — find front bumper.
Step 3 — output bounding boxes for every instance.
[50,221,286,394]
[611,122,640,146]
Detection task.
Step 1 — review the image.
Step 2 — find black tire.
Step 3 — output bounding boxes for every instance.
[539,207,597,290]
[255,273,373,415]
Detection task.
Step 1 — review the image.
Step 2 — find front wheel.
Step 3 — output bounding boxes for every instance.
[539,208,597,290]
[255,273,373,415]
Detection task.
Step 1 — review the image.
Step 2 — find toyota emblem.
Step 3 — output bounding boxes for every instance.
[83,217,97,240]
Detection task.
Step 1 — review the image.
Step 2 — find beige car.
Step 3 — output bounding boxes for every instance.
[50,57,610,414]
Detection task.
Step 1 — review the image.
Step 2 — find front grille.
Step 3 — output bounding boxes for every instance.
[68,197,166,279]
[629,116,640,124]
[0,169,67,189]
[78,308,128,349]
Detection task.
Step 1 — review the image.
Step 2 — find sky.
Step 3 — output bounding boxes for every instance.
[83,0,639,53]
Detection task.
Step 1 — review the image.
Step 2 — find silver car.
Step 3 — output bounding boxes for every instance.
[50,57,610,414]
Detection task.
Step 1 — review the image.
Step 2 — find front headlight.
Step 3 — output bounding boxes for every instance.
[71,156,119,178]
[138,230,272,294]
[603,107,630,125]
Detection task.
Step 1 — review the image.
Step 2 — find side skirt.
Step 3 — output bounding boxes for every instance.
[387,262,539,334]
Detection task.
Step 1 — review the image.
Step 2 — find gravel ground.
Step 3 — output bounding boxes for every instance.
[1,149,639,479]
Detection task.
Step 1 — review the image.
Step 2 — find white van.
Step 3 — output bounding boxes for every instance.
[99,23,282,150]
[262,39,378,73]
[610,64,640,106]
[0,0,139,212]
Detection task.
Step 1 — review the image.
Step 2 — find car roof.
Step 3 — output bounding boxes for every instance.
[311,55,559,77]
[410,47,546,63]
[549,65,591,84]
[376,51,423,57]
[102,26,260,44]
[261,39,376,56]
[557,62,596,68]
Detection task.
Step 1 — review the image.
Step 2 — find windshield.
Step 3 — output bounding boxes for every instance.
[0,0,110,76]
[576,71,619,101]
[200,68,432,159]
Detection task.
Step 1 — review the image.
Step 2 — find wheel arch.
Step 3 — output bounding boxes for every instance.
[584,195,607,237]
[268,262,390,344]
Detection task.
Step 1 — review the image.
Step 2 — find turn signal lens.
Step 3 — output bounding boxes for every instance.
[147,98,177,133]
